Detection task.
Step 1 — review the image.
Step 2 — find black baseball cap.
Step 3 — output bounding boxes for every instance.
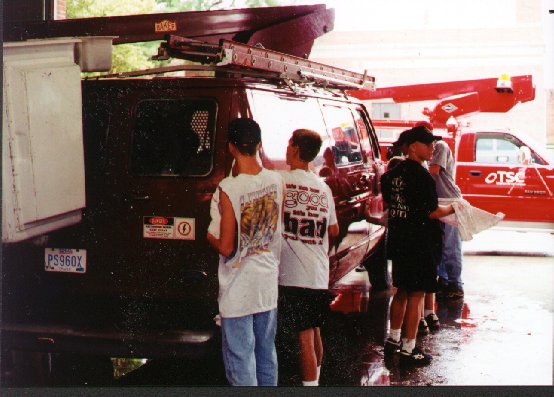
[227,118,261,147]
[393,125,441,147]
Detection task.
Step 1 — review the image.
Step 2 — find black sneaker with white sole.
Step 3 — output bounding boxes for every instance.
[399,346,432,366]
[425,313,440,331]
[384,337,402,355]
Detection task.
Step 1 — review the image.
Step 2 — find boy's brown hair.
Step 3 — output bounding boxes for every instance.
[291,129,323,162]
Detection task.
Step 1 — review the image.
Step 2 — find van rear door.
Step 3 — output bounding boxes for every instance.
[77,81,231,330]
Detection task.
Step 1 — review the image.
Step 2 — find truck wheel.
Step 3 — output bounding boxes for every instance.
[1,350,51,386]
[363,234,390,292]
[49,353,114,386]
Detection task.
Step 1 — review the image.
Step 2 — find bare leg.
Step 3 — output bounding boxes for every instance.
[298,328,317,382]
[404,291,425,340]
[390,289,408,331]
[314,327,323,366]
[424,292,435,313]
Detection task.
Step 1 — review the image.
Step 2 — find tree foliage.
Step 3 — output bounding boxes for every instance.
[66,0,283,72]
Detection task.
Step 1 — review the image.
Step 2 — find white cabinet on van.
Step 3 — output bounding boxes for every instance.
[2,39,86,242]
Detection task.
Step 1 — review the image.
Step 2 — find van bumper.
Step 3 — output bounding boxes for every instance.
[1,322,218,359]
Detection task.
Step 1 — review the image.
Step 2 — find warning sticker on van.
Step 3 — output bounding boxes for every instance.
[143,217,195,240]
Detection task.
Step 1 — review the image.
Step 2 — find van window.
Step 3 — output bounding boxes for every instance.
[249,91,330,171]
[354,109,379,161]
[322,105,363,166]
[130,99,216,176]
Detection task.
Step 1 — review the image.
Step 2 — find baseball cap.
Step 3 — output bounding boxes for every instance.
[393,125,441,147]
[227,118,261,147]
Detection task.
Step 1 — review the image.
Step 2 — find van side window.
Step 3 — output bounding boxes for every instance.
[354,109,379,161]
[248,91,329,171]
[322,105,363,166]
[131,99,216,176]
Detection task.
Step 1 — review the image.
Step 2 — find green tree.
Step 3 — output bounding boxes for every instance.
[156,1,280,13]
[66,0,284,72]
[67,0,159,73]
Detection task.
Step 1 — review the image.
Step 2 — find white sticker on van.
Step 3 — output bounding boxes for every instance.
[484,171,525,185]
[143,216,195,240]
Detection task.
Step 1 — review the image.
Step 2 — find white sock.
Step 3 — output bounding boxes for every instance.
[402,338,416,353]
[317,365,321,380]
[424,309,435,317]
[389,328,401,342]
[302,380,318,386]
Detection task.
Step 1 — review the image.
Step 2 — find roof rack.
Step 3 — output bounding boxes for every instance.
[144,35,375,90]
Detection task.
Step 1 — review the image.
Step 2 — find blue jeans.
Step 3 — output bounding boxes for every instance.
[437,223,463,289]
[221,309,278,386]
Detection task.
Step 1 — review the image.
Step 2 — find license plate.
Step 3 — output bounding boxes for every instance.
[45,248,86,274]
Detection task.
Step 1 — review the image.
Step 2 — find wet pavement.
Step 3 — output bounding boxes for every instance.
[108,228,553,387]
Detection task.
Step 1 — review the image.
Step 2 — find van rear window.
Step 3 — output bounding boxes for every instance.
[131,99,216,176]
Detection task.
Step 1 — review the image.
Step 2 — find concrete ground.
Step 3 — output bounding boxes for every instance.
[311,227,554,386]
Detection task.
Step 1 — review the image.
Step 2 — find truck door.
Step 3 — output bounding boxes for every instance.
[319,103,375,283]
[456,132,554,225]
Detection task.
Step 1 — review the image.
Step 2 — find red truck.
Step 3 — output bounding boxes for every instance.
[350,75,554,229]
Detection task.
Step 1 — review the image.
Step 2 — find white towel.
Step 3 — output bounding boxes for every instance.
[439,198,504,241]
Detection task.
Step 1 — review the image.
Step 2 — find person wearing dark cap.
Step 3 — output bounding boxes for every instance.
[207,117,285,386]
[381,126,454,366]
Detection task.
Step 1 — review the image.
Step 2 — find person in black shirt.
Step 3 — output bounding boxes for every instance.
[381,126,454,366]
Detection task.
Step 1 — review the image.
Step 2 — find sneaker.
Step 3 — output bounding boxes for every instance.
[445,287,464,300]
[384,337,402,355]
[417,318,429,336]
[399,346,432,366]
[424,313,440,331]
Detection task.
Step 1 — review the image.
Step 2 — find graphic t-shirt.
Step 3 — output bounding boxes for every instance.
[278,170,337,289]
[216,168,283,318]
[381,159,442,265]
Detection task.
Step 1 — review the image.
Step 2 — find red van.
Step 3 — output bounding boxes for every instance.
[2,42,387,383]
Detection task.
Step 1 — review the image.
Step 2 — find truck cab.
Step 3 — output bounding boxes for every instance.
[455,129,554,228]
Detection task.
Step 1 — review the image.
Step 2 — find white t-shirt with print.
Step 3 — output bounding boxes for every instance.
[216,168,283,318]
[279,169,337,290]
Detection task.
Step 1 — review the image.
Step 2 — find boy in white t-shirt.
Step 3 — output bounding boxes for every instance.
[278,129,339,386]
[207,118,284,386]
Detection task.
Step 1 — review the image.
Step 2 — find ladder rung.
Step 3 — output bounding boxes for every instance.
[219,40,374,89]
[151,35,375,90]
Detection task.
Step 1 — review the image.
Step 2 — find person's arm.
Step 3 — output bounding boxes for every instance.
[428,203,454,219]
[328,223,339,239]
[207,191,237,257]
[428,163,441,176]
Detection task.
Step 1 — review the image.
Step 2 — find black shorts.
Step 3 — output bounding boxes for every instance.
[278,286,333,332]
[392,257,438,293]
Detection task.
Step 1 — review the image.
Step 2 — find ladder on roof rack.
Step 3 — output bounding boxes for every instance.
[152,35,375,90]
